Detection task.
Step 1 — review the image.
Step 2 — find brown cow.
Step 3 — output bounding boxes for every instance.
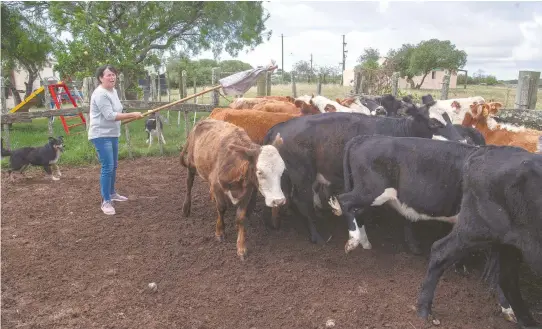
[209,108,298,145]
[180,119,286,260]
[252,99,320,115]
[462,102,542,153]
[229,97,273,109]
[256,95,296,103]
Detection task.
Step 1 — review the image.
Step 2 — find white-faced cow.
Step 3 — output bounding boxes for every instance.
[180,119,286,260]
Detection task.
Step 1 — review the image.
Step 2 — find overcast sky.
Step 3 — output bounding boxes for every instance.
[194,1,542,80]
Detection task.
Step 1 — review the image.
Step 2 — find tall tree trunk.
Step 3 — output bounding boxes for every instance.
[406,76,416,89]
[8,72,22,106]
[415,72,430,89]
[25,70,37,98]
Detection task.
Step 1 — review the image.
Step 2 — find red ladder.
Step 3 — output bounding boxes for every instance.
[48,82,86,135]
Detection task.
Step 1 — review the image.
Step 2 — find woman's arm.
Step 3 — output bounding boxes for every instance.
[95,92,142,121]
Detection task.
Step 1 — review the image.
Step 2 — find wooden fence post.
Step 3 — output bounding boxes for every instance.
[82,76,95,131]
[266,71,272,96]
[257,73,266,97]
[354,71,362,95]
[515,70,540,110]
[118,73,133,159]
[150,73,157,102]
[291,73,297,97]
[211,67,220,107]
[181,71,184,127]
[316,75,322,95]
[440,73,450,100]
[156,112,164,156]
[42,79,55,136]
[157,72,161,103]
[165,69,171,120]
[182,70,189,141]
[391,72,399,97]
[193,77,197,104]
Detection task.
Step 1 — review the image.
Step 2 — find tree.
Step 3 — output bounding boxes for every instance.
[292,60,314,82]
[356,47,380,70]
[385,44,416,88]
[219,60,253,74]
[1,2,54,104]
[408,39,467,89]
[316,65,340,83]
[21,1,271,98]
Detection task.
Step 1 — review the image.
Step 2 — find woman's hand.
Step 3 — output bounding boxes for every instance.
[130,111,144,119]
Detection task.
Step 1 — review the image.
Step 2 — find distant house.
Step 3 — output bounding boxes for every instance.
[342,57,458,90]
[4,58,59,109]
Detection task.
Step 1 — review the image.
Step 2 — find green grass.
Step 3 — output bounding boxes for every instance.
[3,82,540,170]
[1,111,211,169]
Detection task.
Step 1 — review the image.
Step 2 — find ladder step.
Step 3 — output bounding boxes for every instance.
[68,123,86,128]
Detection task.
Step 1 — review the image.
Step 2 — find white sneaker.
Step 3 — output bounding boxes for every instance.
[111,193,128,202]
[101,201,116,215]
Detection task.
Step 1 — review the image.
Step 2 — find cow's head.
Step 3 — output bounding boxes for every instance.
[228,133,286,207]
[408,104,467,143]
[360,98,387,116]
[295,99,320,115]
[463,102,490,126]
[309,96,336,113]
[379,94,402,117]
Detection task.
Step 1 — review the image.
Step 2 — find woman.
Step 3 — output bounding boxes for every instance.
[88,64,143,215]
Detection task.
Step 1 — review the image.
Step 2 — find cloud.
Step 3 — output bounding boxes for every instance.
[194,1,542,80]
[513,14,542,61]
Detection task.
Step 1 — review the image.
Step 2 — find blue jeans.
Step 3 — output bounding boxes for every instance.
[91,137,119,202]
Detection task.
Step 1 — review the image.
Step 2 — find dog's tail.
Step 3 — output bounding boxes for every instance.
[1,138,11,157]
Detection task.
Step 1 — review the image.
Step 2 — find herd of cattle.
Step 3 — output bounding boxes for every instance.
[179,92,542,328]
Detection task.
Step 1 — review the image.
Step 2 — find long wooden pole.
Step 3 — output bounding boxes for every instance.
[121,85,221,125]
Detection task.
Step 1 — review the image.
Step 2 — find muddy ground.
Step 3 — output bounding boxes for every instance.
[2,156,541,329]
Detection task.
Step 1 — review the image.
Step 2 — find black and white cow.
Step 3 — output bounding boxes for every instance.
[328,136,540,326]
[327,135,476,254]
[145,112,166,146]
[263,102,466,245]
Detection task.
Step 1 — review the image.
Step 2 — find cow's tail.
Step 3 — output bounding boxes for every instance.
[481,247,500,288]
[342,136,357,193]
[1,138,11,157]
[328,136,357,217]
[179,134,192,168]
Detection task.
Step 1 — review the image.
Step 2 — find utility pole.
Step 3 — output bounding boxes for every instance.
[281,34,284,83]
[310,53,313,83]
[339,34,347,85]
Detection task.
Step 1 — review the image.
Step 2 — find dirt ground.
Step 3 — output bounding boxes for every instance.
[2,156,541,329]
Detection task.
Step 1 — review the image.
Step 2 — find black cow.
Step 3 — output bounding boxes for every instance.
[263,102,466,245]
[328,136,539,326]
[418,146,542,328]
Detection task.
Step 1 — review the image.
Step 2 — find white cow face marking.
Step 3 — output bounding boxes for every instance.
[256,145,286,207]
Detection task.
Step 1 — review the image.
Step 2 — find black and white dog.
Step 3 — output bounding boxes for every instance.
[145,112,166,146]
[4,136,65,181]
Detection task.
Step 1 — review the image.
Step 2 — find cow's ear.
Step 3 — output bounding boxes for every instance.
[324,104,336,112]
[272,133,283,149]
[481,104,490,117]
[229,143,260,159]
[286,96,295,103]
